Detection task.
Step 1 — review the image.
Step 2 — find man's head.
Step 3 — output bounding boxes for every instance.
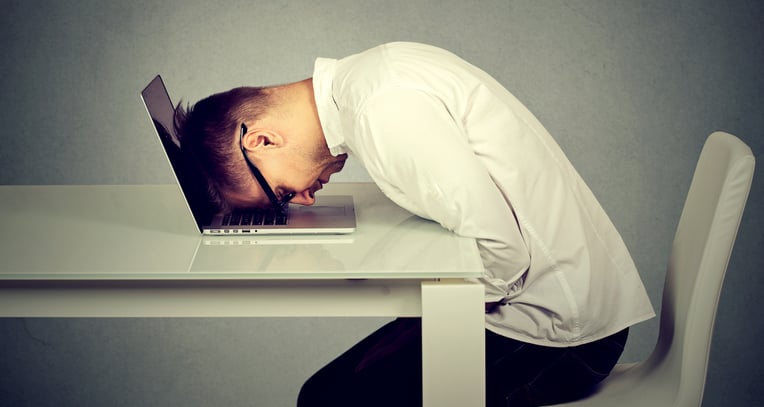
[174,79,347,210]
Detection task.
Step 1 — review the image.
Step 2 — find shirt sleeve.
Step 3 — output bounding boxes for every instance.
[352,86,531,303]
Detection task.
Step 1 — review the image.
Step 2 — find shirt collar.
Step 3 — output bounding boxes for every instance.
[313,57,347,156]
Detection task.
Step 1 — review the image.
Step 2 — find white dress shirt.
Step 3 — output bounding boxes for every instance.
[313,42,655,347]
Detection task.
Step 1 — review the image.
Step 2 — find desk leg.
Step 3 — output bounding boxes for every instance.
[421,279,485,407]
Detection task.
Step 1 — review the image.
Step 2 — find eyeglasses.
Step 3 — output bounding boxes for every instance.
[239,123,295,211]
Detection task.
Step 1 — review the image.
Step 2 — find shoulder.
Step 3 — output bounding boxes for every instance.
[331,42,460,107]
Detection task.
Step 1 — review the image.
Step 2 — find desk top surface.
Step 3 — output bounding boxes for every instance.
[0,183,482,281]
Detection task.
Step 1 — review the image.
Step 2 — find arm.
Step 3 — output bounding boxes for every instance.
[353,87,530,304]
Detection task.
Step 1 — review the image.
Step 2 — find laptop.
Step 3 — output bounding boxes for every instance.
[140,75,356,235]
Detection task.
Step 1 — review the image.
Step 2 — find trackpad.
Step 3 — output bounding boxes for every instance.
[297,206,345,216]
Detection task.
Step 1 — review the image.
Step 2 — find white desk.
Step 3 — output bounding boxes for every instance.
[0,183,485,407]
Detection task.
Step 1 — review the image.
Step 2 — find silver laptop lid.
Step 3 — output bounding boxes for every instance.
[140,75,217,231]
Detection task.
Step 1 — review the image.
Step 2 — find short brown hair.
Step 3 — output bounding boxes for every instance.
[174,86,272,209]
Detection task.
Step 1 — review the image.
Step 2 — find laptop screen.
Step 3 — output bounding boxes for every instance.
[141,75,217,230]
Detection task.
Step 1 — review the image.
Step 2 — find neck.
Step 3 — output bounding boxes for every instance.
[270,79,326,150]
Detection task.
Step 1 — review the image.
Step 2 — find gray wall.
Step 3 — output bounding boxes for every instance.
[1,1,762,406]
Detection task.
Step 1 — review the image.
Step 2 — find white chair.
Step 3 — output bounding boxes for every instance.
[554,132,755,407]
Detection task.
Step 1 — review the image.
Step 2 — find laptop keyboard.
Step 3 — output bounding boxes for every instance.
[221,208,288,226]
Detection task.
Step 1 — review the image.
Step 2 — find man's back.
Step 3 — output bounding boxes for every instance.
[313,42,654,346]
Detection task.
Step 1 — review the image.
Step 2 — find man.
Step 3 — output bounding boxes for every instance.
[175,42,655,407]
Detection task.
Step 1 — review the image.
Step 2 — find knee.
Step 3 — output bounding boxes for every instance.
[296,374,326,407]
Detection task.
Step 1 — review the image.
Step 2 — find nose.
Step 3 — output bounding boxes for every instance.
[289,189,316,206]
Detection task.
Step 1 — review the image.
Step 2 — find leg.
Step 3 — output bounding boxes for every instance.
[297,318,423,407]
[299,279,485,407]
[486,328,629,407]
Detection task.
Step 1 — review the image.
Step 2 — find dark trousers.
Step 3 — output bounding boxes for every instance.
[297,318,628,407]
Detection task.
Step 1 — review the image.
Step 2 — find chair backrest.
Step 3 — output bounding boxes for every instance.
[647,132,755,405]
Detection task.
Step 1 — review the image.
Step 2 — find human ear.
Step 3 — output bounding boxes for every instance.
[242,129,283,152]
